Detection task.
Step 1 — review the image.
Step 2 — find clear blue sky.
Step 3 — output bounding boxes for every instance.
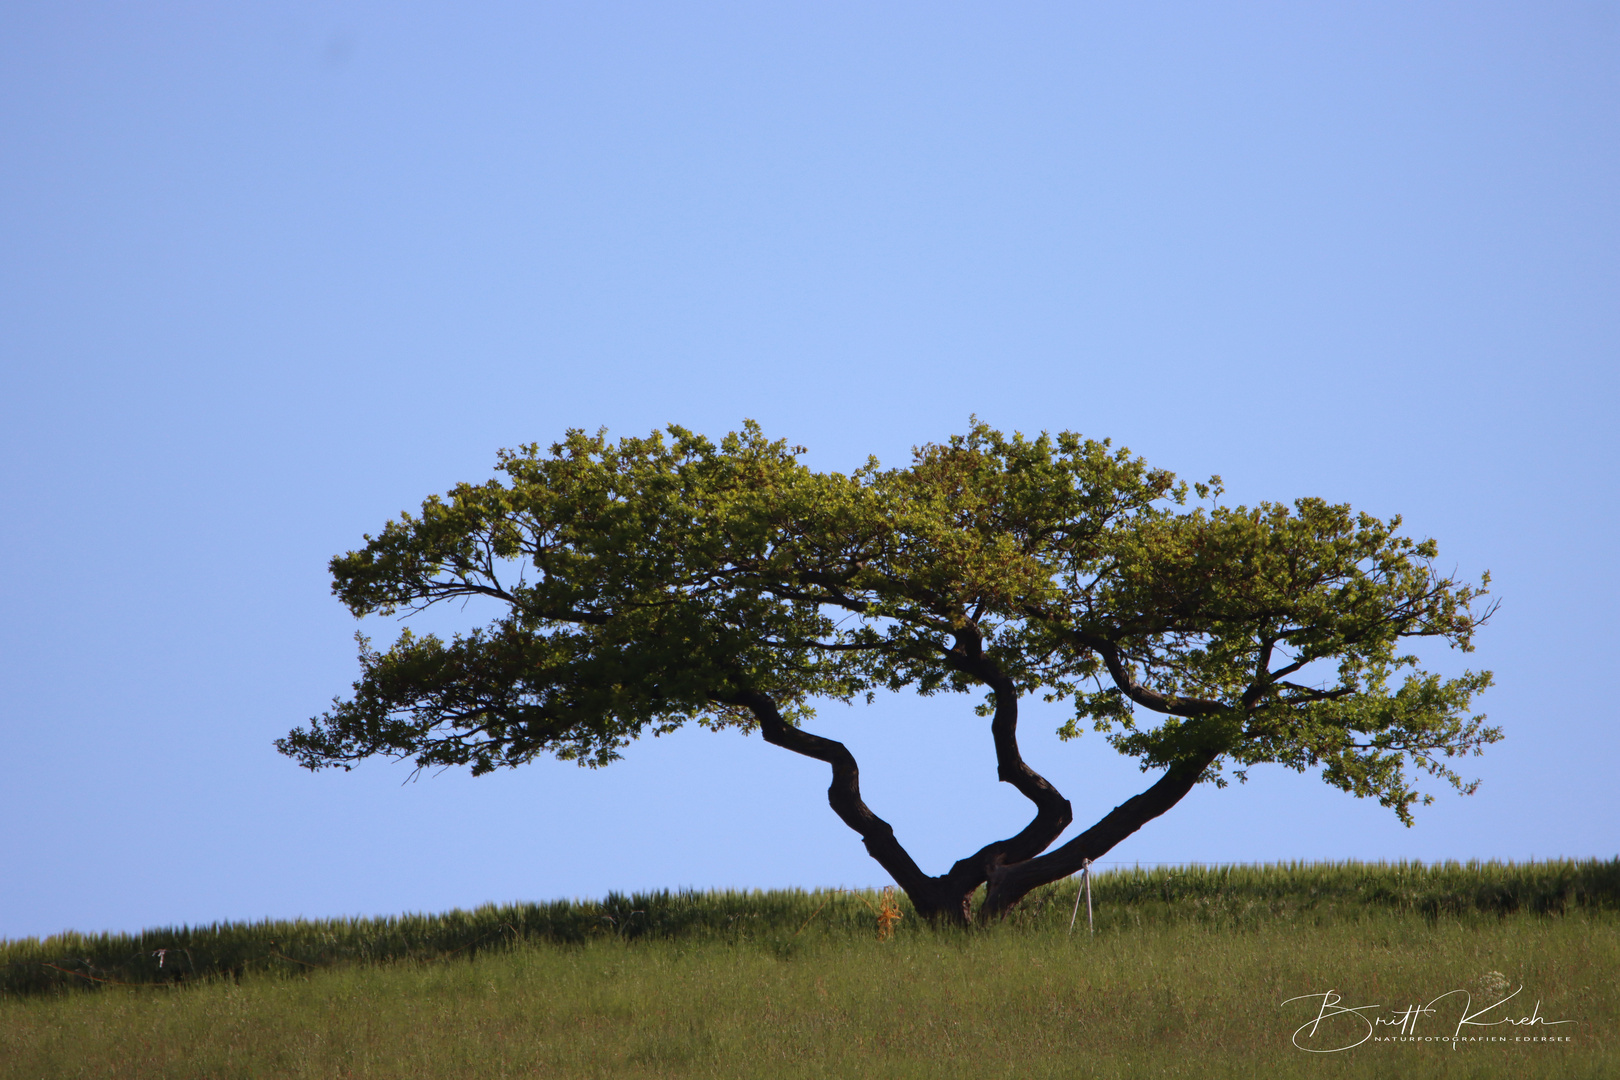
[2,2,1615,939]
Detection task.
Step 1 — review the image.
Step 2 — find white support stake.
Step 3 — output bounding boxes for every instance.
[1084,858,1094,935]
[1068,858,1095,936]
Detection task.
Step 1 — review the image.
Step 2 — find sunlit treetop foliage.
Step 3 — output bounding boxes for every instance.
[280,420,1496,828]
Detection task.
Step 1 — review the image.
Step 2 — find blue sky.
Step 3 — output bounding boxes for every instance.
[2,1,1616,939]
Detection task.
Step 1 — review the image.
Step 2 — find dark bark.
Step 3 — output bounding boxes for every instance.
[978,749,1220,917]
[724,619,1228,925]
[722,629,1081,924]
[719,689,957,919]
[932,632,1073,921]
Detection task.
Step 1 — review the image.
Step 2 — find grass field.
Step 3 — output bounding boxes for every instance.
[3,861,1616,1078]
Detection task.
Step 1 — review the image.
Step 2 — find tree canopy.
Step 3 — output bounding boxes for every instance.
[279,422,1498,922]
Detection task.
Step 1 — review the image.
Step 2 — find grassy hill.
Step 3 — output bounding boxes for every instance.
[2,860,1616,1078]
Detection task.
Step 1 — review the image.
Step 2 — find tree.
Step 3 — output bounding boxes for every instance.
[279,422,1498,924]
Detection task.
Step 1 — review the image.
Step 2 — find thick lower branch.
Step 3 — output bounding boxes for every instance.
[719,689,942,910]
[979,749,1220,917]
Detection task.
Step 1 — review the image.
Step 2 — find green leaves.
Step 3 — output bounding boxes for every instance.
[285,423,863,774]
[1036,493,1498,820]
[284,420,1498,826]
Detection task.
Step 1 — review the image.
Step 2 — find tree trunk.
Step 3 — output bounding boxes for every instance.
[978,750,1219,919]
[723,637,1080,926]
[724,676,1217,926]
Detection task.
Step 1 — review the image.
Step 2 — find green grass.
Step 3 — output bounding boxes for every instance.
[6,859,1615,998]
[3,861,1617,1078]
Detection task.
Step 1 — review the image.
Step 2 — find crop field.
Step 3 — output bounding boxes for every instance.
[2,861,1616,1079]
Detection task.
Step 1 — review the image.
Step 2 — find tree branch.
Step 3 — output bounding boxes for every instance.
[1069,632,1226,718]
[936,630,1073,913]
[980,748,1220,917]
[718,689,936,903]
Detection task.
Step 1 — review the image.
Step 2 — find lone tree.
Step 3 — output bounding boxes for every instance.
[280,422,1498,924]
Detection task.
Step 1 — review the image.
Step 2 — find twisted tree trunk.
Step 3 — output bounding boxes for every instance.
[721,630,1220,923]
